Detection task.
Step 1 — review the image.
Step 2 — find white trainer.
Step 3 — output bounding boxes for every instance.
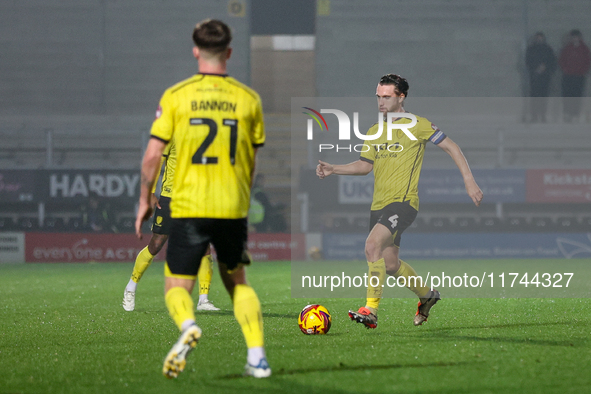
[122,290,135,311]
[196,300,220,311]
[244,357,272,378]
[162,324,202,379]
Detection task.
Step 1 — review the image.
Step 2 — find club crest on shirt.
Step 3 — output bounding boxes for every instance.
[155,105,163,120]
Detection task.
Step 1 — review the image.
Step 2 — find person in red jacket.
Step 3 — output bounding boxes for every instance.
[559,29,591,122]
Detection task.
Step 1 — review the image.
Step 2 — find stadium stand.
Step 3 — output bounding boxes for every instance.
[0,116,148,169]
[17,217,38,231]
[0,217,17,232]
[1,112,591,234]
[43,217,66,233]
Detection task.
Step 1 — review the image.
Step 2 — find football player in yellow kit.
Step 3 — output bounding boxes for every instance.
[317,74,483,328]
[123,140,219,312]
[135,20,270,379]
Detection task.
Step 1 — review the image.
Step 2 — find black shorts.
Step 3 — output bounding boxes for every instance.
[151,196,172,235]
[166,217,250,276]
[369,201,418,247]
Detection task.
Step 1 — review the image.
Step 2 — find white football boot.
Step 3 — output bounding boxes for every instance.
[162,324,202,379]
[244,357,272,378]
[196,300,220,311]
[122,290,135,312]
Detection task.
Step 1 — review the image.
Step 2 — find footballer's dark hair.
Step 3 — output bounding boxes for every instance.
[192,19,232,53]
[379,74,409,97]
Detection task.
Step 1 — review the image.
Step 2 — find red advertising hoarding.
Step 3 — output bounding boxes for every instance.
[25,233,304,263]
[247,233,305,261]
[25,233,167,263]
[526,169,591,203]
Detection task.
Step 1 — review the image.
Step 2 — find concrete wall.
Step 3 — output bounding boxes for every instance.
[251,37,316,113]
[316,0,591,98]
[3,0,590,117]
[0,0,250,116]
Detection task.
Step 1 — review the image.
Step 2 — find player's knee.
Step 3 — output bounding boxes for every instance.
[385,260,400,276]
[149,235,167,255]
[219,263,246,294]
[364,239,381,261]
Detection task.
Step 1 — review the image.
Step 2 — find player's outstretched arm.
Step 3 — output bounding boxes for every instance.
[316,160,373,179]
[135,138,167,238]
[437,137,483,206]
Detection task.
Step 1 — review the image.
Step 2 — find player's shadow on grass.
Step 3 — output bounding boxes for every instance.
[403,321,586,347]
[425,320,583,332]
[220,360,472,379]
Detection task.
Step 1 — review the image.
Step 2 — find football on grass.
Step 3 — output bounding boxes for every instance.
[298,304,332,335]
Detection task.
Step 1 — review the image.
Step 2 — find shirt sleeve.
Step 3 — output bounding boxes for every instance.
[413,117,447,145]
[428,126,447,145]
[150,89,174,143]
[150,155,165,194]
[151,143,171,194]
[251,95,265,148]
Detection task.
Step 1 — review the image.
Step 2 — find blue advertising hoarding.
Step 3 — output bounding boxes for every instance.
[323,232,591,260]
[337,169,526,204]
[419,169,526,203]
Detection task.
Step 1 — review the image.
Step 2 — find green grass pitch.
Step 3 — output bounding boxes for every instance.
[1,260,590,393]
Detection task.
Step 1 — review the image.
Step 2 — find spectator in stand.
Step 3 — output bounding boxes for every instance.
[559,29,591,122]
[526,32,557,122]
[250,174,287,233]
[82,194,118,233]
[250,174,272,232]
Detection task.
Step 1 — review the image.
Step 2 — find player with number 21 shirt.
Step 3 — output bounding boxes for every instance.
[135,19,269,379]
[151,74,264,219]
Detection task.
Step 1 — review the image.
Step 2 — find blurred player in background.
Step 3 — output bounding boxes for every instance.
[122,140,219,312]
[317,74,483,328]
[135,19,270,378]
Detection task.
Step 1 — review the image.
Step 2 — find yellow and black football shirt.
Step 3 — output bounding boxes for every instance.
[150,73,265,219]
[359,114,446,211]
[151,141,176,198]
